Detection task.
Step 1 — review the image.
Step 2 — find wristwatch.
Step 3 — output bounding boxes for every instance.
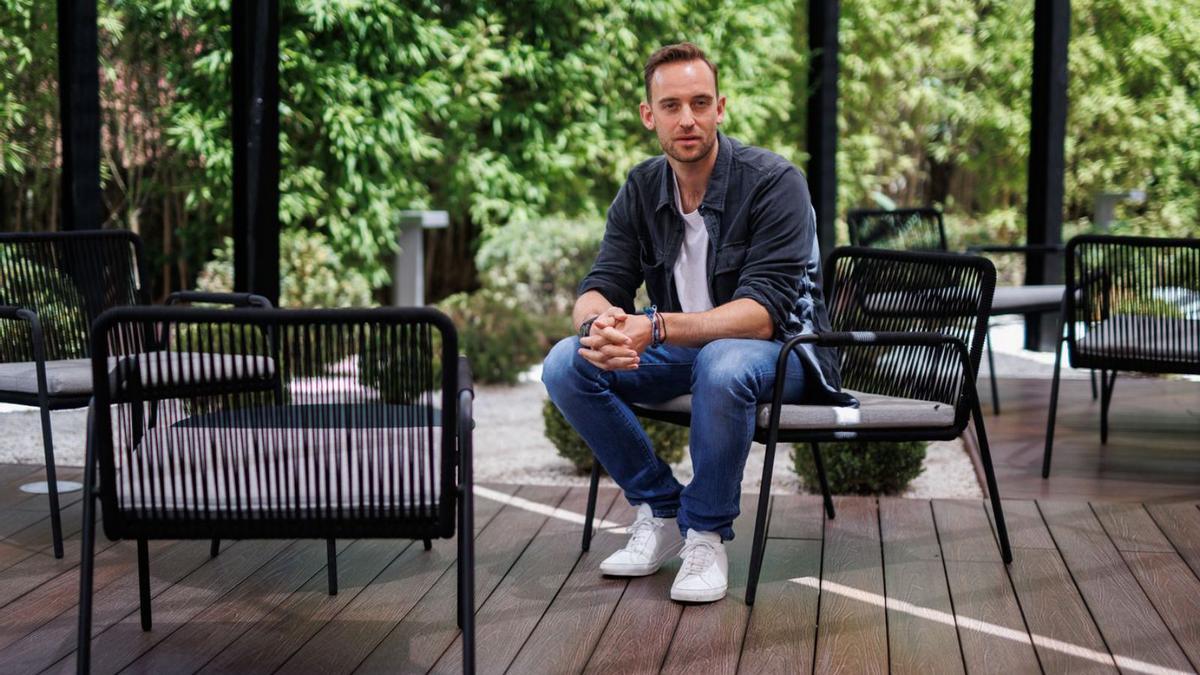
[578,316,598,338]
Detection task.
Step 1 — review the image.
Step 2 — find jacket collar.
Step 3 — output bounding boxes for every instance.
[655,132,732,214]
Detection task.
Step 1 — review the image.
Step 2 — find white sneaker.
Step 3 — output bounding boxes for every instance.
[599,504,683,576]
[670,529,728,603]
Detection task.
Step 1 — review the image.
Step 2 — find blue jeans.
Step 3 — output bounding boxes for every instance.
[541,337,811,541]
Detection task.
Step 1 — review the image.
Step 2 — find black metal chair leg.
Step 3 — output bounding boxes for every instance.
[137,538,152,631]
[423,539,432,551]
[1090,369,1097,400]
[985,329,1000,415]
[745,432,781,607]
[210,539,220,558]
[582,461,600,552]
[326,539,338,595]
[77,405,98,675]
[1100,371,1117,444]
[810,443,835,519]
[36,403,65,559]
[1042,307,1068,478]
[969,382,1013,564]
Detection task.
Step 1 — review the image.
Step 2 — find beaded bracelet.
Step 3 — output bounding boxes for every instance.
[644,305,664,348]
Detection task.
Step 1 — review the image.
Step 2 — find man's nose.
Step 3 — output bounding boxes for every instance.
[679,107,695,127]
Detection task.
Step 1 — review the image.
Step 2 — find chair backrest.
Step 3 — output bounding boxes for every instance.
[89,306,459,541]
[847,207,949,252]
[0,230,148,362]
[1066,234,1200,375]
[825,246,995,423]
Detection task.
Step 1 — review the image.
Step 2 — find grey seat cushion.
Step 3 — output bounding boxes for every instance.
[990,284,1065,313]
[1077,315,1199,362]
[635,389,956,430]
[0,352,276,397]
[112,405,443,512]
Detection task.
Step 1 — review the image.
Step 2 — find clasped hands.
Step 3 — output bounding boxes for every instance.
[577,307,654,371]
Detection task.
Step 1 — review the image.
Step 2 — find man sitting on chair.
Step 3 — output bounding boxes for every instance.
[542,42,853,603]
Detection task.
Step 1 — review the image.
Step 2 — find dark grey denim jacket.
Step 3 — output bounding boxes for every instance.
[579,133,853,404]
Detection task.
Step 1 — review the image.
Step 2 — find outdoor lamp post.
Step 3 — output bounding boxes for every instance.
[393,210,449,307]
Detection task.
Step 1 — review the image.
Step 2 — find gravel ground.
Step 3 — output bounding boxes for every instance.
[0,317,1095,501]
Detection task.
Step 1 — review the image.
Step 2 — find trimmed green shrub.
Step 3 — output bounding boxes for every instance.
[543,398,688,474]
[435,289,544,386]
[791,441,927,495]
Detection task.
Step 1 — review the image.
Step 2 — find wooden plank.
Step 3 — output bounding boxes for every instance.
[1120,550,1200,671]
[879,498,963,675]
[430,486,621,674]
[318,485,570,674]
[660,492,759,674]
[196,539,406,674]
[766,492,824,540]
[122,538,355,673]
[0,539,213,673]
[266,484,520,674]
[1092,502,1174,552]
[737,538,820,673]
[506,491,633,675]
[992,499,1056,550]
[1039,500,1193,673]
[0,499,119,609]
[1145,502,1200,580]
[43,539,292,675]
[1010,548,1117,673]
[933,499,1041,673]
[813,496,887,675]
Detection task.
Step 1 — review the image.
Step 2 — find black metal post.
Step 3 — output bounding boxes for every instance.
[806,0,839,258]
[1025,0,1070,350]
[56,0,103,231]
[231,0,281,306]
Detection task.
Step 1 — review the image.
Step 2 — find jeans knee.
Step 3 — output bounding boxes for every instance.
[692,340,760,399]
[541,336,583,394]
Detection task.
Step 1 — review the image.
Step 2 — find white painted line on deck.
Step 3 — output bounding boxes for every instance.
[791,577,1188,675]
[473,485,627,533]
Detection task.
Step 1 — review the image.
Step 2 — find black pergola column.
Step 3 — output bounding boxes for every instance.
[1025,0,1070,350]
[231,0,281,306]
[807,0,839,258]
[56,0,102,231]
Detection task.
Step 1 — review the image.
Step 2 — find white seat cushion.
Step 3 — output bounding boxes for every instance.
[635,389,956,430]
[990,285,1065,313]
[1078,315,1199,362]
[111,402,443,512]
[0,352,275,397]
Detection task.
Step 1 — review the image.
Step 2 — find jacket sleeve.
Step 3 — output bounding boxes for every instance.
[577,179,643,313]
[730,165,814,337]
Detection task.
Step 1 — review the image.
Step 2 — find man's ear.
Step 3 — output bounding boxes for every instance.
[639,101,655,130]
[715,94,726,125]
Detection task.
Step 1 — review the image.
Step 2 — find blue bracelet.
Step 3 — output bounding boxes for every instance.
[644,305,663,348]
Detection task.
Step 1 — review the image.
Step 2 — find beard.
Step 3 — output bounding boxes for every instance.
[660,132,717,164]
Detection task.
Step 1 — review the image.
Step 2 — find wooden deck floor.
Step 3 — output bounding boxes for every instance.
[974,376,1200,502]
[1,465,1199,673]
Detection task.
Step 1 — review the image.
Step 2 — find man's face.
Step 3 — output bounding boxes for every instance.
[640,60,726,164]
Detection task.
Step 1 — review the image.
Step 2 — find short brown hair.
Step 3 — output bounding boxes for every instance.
[643,42,719,104]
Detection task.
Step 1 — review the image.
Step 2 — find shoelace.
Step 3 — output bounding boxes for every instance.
[680,538,717,575]
[625,516,661,554]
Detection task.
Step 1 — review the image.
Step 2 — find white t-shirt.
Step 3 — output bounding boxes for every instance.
[672,174,715,313]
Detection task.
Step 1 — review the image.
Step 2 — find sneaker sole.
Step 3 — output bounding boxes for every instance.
[670,585,727,603]
[599,541,683,577]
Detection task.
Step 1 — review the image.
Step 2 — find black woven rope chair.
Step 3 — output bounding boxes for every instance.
[0,230,269,558]
[579,246,1012,605]
[848,206,1072,415]
[1043,234,1200,477]
[77,306,475,672]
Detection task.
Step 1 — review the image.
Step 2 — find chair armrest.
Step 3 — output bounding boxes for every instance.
[965,243,1064,256]
[0,305,25,320]
[457,355,474,396]
[165,291,273,308]
[0,306,49,366]
[789,330,967,349]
